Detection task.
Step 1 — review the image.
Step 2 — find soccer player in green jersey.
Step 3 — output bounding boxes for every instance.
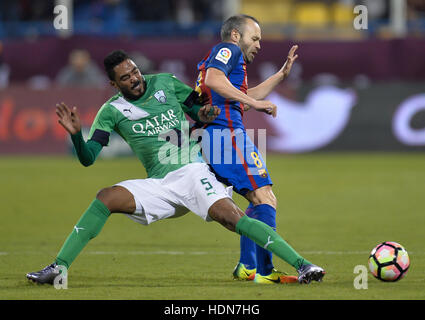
[26,50,321,285]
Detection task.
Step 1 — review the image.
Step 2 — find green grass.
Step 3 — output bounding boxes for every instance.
[1,153,424,300]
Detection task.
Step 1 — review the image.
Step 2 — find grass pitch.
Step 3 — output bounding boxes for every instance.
[0,153,424,300]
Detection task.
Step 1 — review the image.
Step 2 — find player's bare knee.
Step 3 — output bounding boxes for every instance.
[268,190,277,208]
[246,186,277,208]
[95,187,115,210]
[96,186,135,213]
[208,198,242,232]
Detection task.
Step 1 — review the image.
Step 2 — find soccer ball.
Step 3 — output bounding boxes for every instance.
[368,241,410,282]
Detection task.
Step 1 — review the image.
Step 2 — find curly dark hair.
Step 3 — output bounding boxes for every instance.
[103,50,130,81]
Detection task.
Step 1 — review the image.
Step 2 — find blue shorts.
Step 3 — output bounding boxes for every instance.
[201,125,273,196]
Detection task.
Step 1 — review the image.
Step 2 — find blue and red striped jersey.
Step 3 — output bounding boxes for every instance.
[195,42,248,129]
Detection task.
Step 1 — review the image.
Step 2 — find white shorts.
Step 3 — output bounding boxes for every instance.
[115,162,232,225]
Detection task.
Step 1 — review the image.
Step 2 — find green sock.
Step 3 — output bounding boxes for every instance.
[55,199,111,269]
[235,215,311,270]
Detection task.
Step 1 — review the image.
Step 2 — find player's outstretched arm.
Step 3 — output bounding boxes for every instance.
[205,68,277,117]
[56,102,102,167]
[247,45,299,100]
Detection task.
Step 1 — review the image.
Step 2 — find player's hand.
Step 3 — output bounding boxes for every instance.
[251,100,277,118]
[198,104,221,123]
[279,45,299,80]
[56,102,82,135]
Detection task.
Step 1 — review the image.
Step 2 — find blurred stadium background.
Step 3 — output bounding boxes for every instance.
[1,0,424,155]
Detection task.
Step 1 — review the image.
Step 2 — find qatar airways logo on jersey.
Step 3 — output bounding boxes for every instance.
[131,109,180,136]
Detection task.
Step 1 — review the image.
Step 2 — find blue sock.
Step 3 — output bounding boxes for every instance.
[253,204,276,276]
[238,203,257,270]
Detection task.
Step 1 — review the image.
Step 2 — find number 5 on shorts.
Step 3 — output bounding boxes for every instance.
[200,178,213,190]
[200,178,216,195]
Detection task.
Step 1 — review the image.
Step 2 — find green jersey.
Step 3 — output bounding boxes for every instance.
[86,73,204,178]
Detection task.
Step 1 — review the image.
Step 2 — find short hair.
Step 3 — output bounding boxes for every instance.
[103,50,130,81]
[220,14,259,41]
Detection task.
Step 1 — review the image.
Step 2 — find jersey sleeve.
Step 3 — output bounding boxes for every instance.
[171,74,203,122]
[71,131,103,167]
[205,43,242,76]
[70,104,117,167]
[87,104,117,146]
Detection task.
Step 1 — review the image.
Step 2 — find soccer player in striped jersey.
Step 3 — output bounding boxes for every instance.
[195,15,325,284]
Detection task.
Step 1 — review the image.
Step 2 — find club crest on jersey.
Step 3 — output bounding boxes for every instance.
[154,90,167,103]
[258,169,268,178]
[215,48,232,64]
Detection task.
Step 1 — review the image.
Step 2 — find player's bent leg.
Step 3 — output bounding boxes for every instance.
[233,214,324,284]
[96,185,136,214]
[27,186,136,285]
[207,189,325,284]
[207,199,323,283]
[245,185,325,283]
[209,188,290,282]
[245,185,277,209]
[207,198,244,232]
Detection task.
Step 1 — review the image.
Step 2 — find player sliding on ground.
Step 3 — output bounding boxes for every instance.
[26,50,324,285]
